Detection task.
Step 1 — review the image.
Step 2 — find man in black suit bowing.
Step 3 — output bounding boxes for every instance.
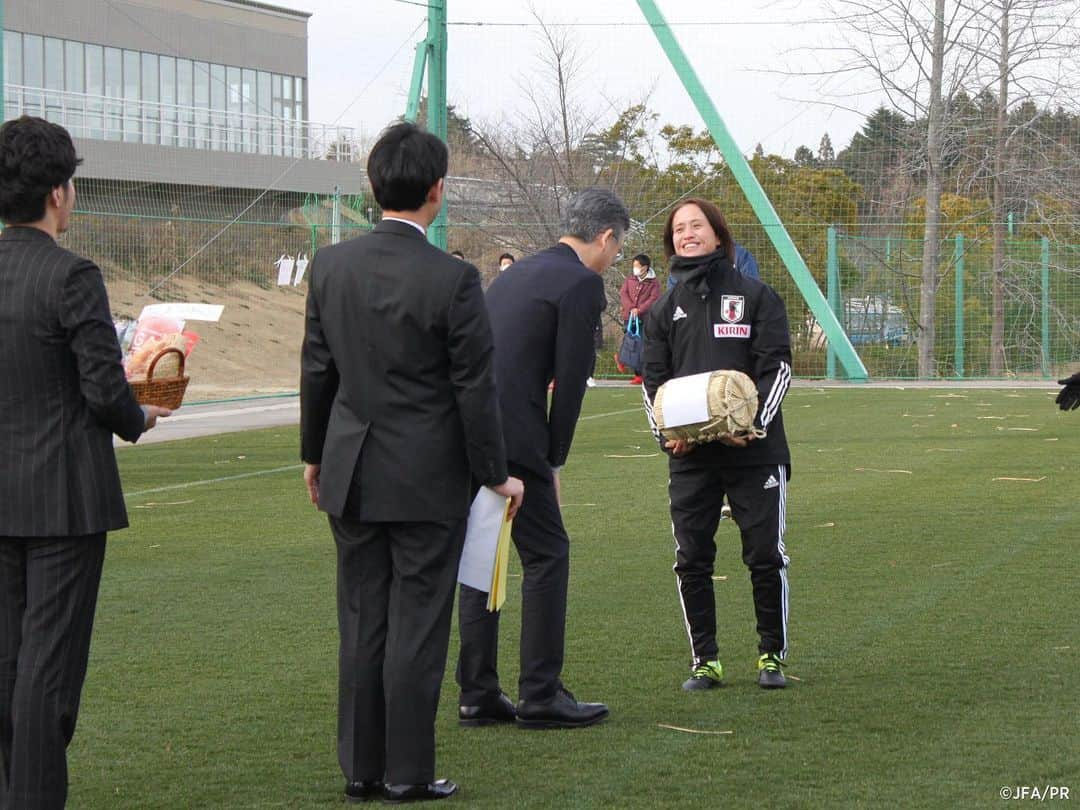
[457,188,630,729]
[0,117,170,810]
[301,122,523,804]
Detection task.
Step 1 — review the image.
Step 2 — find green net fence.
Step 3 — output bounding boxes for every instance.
[8,2,1080,395]
[832,232,1080,379]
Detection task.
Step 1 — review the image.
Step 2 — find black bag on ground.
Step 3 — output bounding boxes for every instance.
[617,314,644,373]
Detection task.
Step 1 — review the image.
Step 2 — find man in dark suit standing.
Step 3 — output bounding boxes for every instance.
[0,117,170,810]
[456,188,630,729]
[301,122,523,804]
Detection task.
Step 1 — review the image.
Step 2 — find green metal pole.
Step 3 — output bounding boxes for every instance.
[426,0,448,251]
[954,234,965,378]
[1041,236,1051,378]
[826,227,839,379]
[404,40,428,124]
[331,184,341,245]
[635,0,867,381]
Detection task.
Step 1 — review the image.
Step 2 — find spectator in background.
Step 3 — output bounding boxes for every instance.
[498,252,515,272]
[616,253,662,384]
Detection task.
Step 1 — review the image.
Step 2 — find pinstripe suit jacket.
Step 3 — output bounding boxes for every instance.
[0,226,145,537]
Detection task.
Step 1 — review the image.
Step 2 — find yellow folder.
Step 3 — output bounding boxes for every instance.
[486,500,514,612]
[459,489,514,612]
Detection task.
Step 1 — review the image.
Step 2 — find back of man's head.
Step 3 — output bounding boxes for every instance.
[367,122,448,212]
[0,116,82,225]
[561,188,630,244]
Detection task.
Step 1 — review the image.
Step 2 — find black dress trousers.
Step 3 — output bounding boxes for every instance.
[457,463,570,704]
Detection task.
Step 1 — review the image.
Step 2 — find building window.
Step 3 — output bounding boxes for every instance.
[4,31,22,120]
[2,30,309,158]
[86,44,104,139]
[64,41,85,134]
[43,37,63,124]
[177,58,193,148]
[226,65,241,152]
[22,34,43,116]
[141,52,159,145]
[123,49,140,142]
[160,55,176,147]
[104,46,122,140]
[210,62,225,150]
[193,60,210,149]
[257,70,271,153]
[242,67,256,153]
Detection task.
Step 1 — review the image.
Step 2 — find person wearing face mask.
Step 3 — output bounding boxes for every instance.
[642,197,793,692]
[498,252,515,272]
[615,254,661,384]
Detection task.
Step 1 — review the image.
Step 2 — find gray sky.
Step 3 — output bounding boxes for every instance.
[279,0,880,159]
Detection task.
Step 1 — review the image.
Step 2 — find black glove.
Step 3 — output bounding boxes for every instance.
[1056,372,1080,411]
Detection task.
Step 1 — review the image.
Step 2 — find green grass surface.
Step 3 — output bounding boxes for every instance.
[72,387,1079,808]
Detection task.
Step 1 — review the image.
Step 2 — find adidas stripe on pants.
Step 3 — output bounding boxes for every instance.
[668,463,790,666]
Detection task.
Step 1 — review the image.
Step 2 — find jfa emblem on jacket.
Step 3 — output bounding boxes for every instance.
[721,295,745,323]
[714,295,751,338]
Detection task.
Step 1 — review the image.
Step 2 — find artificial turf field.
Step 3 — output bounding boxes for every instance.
[76,386,1078,809]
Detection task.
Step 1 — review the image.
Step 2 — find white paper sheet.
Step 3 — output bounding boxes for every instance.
[458,487,509,592]
[293,253,309,286]
[659,371,713,427]
[275,254,295,286]
[138,303,225,323]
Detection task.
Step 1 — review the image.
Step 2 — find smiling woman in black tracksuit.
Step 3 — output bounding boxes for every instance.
[642,198,793,691]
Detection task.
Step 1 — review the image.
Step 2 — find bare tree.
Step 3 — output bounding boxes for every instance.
[921,0,947,378]
[459,13,611,253]
[955,0,1080,374]
[819,0,992,376]
[812,0,1080,376]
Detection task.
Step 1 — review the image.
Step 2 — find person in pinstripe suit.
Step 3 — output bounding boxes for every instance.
[0,117,170,810]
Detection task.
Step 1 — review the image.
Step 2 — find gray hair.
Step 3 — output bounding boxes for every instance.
[561,187,630,243]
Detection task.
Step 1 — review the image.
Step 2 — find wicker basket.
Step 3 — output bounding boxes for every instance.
[129,347,189,409]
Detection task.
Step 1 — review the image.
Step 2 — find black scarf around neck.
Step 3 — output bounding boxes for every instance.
[668,249,732,297]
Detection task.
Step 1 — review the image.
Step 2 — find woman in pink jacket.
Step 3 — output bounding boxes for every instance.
[616,253,661,382]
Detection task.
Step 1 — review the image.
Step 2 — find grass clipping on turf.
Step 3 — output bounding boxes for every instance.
[657,724,733,735]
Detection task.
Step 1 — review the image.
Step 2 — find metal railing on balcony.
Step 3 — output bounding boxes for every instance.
[3,84,358,162]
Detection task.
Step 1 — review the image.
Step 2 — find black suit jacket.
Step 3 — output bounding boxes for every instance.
[0,226,145,537]
[300,219,508,522]
[485,243,606,480]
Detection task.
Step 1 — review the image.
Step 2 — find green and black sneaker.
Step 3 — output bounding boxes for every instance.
[681,660,724,691]
[757,653,787,689]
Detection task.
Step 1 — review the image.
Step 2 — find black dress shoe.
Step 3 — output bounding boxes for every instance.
[515,687,609,729]
[345,779,384,802]
[459,691,516,727]
[382,779,458,803]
